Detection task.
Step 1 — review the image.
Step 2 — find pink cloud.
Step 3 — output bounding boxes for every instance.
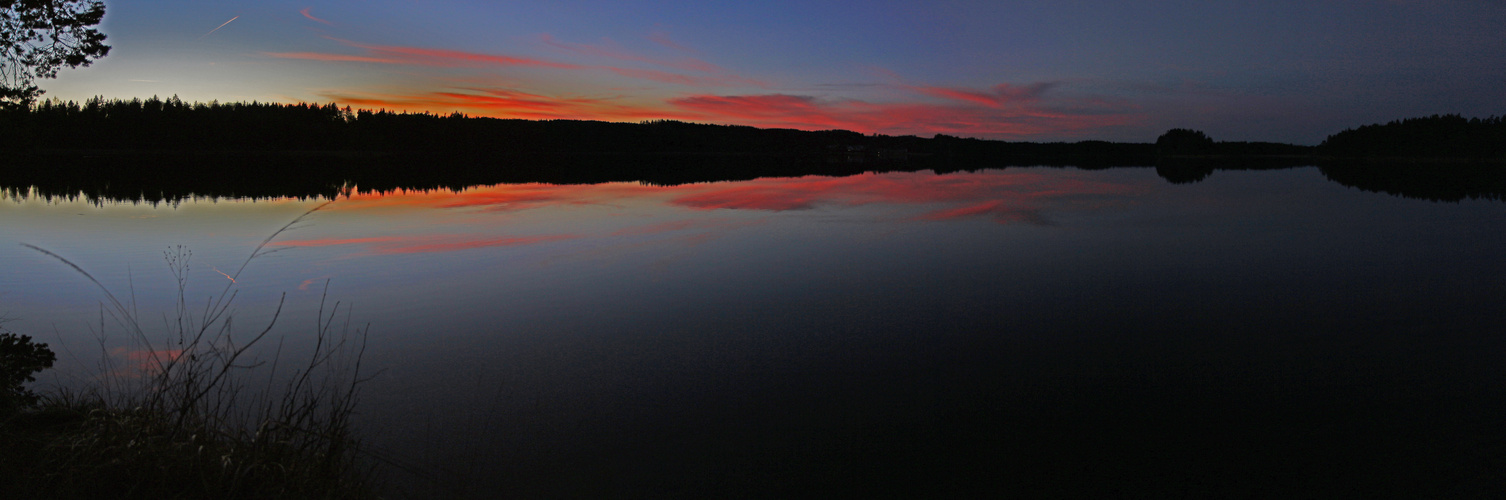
[646,31,693,52]
[300,7,332,25]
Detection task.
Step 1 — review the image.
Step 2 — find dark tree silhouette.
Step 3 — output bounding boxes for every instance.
[1155,128,1214,156]
[0,329,55,416]
[0,0,109,107]
[1320,114,1506,159]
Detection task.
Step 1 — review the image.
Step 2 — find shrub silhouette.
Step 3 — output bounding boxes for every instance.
[1156,128,1214,155]
[0,330,56,416]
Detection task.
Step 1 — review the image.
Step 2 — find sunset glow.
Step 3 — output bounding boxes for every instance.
[36,2,1505,143]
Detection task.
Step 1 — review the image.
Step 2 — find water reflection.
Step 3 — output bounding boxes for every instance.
[4,166,1506,497]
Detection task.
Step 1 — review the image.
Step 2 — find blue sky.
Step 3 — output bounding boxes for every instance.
[35,0,1506,144]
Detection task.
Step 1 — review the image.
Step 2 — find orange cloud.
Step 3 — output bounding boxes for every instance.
[316,88,702,122]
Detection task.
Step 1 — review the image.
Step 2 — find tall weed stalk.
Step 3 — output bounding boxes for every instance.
[10,202,378,498]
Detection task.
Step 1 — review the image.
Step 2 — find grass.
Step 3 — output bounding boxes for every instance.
[0,203,381,499]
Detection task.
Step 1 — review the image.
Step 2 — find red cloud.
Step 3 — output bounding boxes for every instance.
[669,91,1138,139]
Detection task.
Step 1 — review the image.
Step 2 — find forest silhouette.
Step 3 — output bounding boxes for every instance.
[0,97,1501,203]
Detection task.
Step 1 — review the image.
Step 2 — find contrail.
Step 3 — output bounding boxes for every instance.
[200,15,239,39]
[211,265,236,283]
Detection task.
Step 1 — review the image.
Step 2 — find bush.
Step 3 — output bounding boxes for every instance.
[0,329,56,416]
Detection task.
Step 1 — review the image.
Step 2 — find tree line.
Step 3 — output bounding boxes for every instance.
[0,96,1165,163]
[1320,114,1506,160]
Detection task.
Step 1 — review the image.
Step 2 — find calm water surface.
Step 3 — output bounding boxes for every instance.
[4,166,1505,496]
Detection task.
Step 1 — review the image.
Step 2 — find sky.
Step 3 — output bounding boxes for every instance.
[33,0,1506,144]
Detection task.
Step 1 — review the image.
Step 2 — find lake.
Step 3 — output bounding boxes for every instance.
[4,164,1505,497]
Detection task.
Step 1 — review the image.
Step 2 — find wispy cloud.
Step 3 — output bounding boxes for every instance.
[646,31,693,53]
[269,37,763,89]
[905,82,1059,107]
[669,88,1139,138]
[300,7,333,25]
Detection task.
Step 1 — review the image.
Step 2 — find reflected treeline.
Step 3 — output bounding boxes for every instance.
[1312,115,1505,201]
[5,151,1500,205]
[0,151,945,204]
[0,99,1501,204]
[1319,161,1506,202]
